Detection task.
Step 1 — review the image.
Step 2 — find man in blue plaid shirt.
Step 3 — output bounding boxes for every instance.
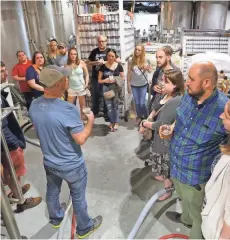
[165,62,228,239]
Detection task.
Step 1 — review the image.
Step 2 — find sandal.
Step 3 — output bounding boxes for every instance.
[113,123,119,131]
[108,124,114,131]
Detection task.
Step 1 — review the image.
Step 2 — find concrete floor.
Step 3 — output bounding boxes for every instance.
[2,118,189,239]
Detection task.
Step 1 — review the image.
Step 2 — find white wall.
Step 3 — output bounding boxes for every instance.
[134,13,158,34]
[226,11,230,29]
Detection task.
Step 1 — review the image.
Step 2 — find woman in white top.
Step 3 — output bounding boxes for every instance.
[67,47,89,118]
[201,101,230,239]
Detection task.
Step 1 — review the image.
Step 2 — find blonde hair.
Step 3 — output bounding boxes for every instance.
[47,40,59,58]
[220,101,230,155]
[131,45,146,68]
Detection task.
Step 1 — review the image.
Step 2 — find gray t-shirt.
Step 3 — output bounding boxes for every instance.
[129,58,150,87]
[55,54,68,67]
[29,97,84,170]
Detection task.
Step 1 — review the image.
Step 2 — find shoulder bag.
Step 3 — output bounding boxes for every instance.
[141,104,166,140]
[103,63,118,100]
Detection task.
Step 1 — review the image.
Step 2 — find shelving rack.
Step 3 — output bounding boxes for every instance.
[74,1,135,116]
[77,12,121,59]
[75,1,135,62]
[181,29,230,75]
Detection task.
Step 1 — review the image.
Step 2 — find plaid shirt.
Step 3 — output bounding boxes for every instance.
[170,89,228,185]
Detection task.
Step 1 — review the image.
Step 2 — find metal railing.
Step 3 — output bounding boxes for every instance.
[1,83,25,125]
[1,108,26,239]
[1,181,23,239]
[1,83,28,239]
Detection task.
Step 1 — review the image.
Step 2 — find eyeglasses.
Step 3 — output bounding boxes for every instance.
[98,40,106,43]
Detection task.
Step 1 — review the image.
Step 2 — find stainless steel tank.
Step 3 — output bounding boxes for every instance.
[52,0,65,42]
[160,2,193,31]
[51,0,75,43]
[22,0,56,54]
[61,1,75,42]
[1,1,31,82]
[1,0,76,83]
[194,1,228,29]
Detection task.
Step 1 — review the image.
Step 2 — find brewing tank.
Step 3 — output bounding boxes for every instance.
[52,0,75,43]
[61,1,75,41]
[27,0,56,52]
[194,1,228,29]
[1,1,31,82]
[160,2,193,31]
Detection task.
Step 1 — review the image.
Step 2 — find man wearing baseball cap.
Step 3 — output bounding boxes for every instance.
[29,65,102,238]
[55,42,68,67]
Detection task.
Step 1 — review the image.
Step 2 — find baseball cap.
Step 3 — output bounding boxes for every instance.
[58,42,66,48]
[39,65,71,88]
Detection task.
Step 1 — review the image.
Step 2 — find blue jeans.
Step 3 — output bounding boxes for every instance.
[103,85,119,123]
[131,85,148,118]
[44,163,93,235]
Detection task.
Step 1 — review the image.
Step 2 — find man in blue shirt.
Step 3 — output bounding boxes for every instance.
[29,65,102,238]
[164,62,228,239]
[55,43,68,67]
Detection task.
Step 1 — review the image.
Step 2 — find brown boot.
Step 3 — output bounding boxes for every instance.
[14,197,42,213]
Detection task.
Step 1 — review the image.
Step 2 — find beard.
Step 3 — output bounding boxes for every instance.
[187,86,205,99]
[157,59,168,68]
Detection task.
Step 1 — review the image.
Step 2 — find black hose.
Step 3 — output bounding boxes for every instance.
[10,87,26,107]
[20,120,32,130]
[21,121,40,147]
